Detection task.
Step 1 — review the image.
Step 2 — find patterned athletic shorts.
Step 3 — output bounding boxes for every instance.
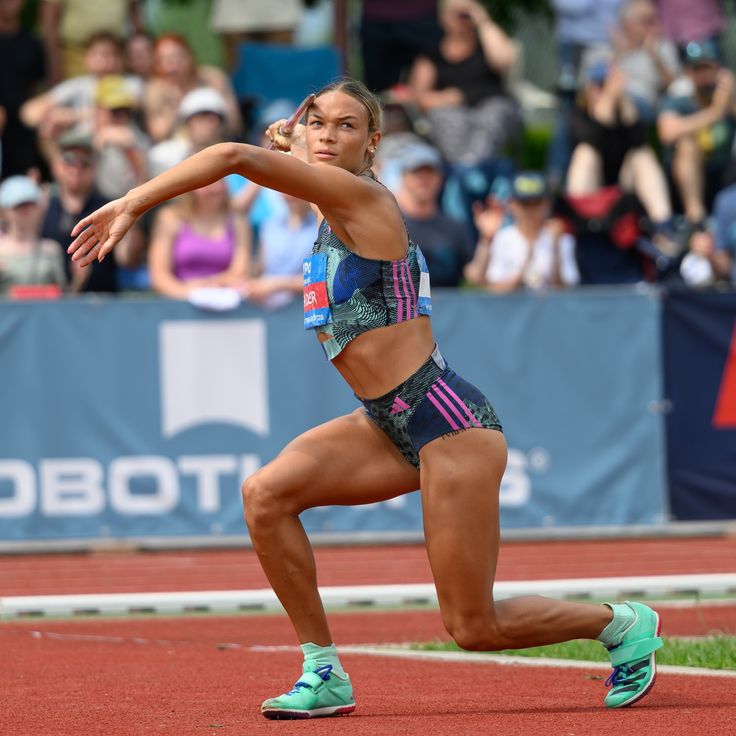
[358,345,502,468]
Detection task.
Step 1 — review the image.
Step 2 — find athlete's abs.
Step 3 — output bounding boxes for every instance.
[325,316,435,399]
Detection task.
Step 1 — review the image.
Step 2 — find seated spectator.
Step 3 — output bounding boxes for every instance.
[0,0,46,179]
[0,176,66,295]
[465,171,579,292]
[567,61,674,231]
[148,87,228,178]
[39,0,144,84]
[243,192,316,308]
[393,142,475,287]
[405,0,521,166]
[20,32,141,149]
[657,40,736,225]
[41,130,138,292]
[91,75,149,199]
[683,183,736,286]
[143,33,242,143]
[148,179,251,299]
[583,0,679,123]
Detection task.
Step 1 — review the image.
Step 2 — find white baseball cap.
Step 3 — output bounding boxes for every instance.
[179,87,228,121]
[0,176,42,209]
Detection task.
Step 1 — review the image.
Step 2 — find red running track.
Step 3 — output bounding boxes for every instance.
[2,537,736,595]
[2,611,735,736]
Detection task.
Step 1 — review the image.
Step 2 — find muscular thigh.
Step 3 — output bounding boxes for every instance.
[252,408,420,513]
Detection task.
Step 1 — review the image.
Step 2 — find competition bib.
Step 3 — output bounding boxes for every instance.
[303,253,332,329]
[416,247,432,316]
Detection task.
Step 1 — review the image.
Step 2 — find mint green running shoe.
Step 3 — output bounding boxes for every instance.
[261,663,356,720]
[604,602,663,708]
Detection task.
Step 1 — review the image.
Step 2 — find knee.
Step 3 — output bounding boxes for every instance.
[444,613,508,652]
[241,470,289,532]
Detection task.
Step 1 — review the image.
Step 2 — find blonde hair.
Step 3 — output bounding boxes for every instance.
[311,77,383,176]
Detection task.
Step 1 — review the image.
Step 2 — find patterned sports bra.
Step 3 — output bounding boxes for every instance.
[303,218,432,360]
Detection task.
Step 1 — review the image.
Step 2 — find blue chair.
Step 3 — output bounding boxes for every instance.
[231,42,342,124]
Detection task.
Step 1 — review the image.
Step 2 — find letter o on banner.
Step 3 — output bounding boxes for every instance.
[109,456,179,514]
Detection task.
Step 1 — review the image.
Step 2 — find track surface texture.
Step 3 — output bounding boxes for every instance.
[2,537,735,735]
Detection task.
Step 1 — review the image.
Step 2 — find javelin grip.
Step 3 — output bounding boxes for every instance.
[267,93,316,150]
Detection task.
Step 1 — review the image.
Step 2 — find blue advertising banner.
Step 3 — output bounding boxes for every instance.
[663,291,736,520]
[0,290,667,545]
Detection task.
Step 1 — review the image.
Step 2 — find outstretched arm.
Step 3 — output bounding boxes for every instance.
[69,139,376,266]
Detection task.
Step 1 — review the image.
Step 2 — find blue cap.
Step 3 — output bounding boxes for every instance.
[683,40,719,65]
[0,175,41,209]
[397,143,443,173]
[511,171,548,201]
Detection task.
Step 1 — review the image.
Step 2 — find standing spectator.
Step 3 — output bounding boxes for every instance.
[583,0,679,123]
[0,0,46,179]
[41,130,129,292]
[406,0,521,166]
[39,0,144,85]
[211,0,304,72]
[567,62,673,229]
[360,0,441,94]
[92,75,149,200]
[393,141,475,286]
[20,32,141,150]
[466,171,579,292]
[148,87,228,178]
[548,0,624,186]
[143,33,242,144]
[657,40,736,224]
[148,178,251,299]
[656,0,724,52]
[244,192,316,308]
[0,175,66,295]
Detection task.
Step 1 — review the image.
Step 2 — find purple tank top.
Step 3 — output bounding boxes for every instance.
[172,219,236,281]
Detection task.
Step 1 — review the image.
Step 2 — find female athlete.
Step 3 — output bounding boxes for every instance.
[69,78,662,719]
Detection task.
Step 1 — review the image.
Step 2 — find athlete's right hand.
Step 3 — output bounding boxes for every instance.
[265,120,305,152]
[68,197,138,266]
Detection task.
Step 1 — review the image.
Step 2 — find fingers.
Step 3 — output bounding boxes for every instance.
[67,225,97,256]
[70,214,93,238]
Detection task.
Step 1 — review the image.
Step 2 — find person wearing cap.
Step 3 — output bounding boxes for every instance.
[566,60,674,232]
[393,142,475,287]
[657,39,736,224]
[92,75,150,200]
[20,32,142,148]
[466,171,579,292]
[0,175,67,295]
[41,130,128,292]
[148,87,230,179]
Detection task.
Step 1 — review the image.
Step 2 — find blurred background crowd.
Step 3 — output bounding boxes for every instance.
[1,0,735,304]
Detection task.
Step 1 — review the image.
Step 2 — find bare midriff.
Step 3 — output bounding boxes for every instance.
[319,316,436,400]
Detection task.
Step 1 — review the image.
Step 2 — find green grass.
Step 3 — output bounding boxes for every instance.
[412,637,736,670]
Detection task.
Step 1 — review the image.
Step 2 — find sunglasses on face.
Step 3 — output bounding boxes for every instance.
[61,151,94,168]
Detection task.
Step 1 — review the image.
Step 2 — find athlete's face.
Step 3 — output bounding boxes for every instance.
[305,91,380,175]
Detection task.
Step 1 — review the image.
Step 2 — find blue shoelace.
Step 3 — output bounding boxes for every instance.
[288,664,333,695]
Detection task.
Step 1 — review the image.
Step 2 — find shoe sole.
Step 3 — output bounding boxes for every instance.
[262,703,356,720]
[607,611,661,709]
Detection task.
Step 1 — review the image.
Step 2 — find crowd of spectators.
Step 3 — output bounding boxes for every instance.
[0,0,735,301]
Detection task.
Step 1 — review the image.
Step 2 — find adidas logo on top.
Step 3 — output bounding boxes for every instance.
[390,396,410,415]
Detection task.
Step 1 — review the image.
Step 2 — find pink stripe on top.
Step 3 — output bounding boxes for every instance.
[404,259,418,316]
[437,378,482,427]
[426,392,460,430]
[431,385,470,428]
[400,260,412,320]
[392,261,403,322]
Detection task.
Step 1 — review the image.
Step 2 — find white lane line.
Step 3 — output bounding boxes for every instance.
[2,574,735,618]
